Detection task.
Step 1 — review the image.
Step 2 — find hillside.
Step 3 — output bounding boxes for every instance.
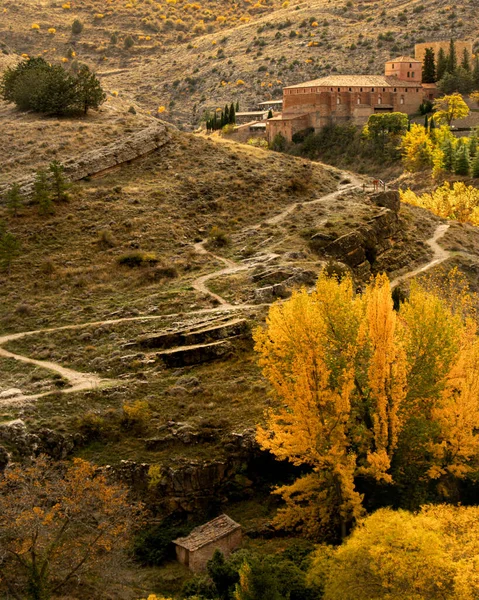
[1,0,477,129]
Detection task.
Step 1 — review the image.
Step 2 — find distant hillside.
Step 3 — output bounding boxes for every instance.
[1,0,477,129]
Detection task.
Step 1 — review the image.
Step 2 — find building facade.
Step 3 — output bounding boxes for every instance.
[266,57,433,142]
[174,514,242,573]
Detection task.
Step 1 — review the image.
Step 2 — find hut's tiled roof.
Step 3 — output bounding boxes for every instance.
[173,514,241,552]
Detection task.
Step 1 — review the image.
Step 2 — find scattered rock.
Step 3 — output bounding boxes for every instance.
[158,340,233,368]
[371,190,401,213]
[0,388,23,399]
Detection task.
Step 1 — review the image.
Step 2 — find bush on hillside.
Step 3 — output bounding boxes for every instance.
[0,57,106,116]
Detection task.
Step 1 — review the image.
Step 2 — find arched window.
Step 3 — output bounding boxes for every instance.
[357,96,361,104]
[378,96,382,105]
[337,96,341,105]
[411,71,415,78]
[400,96,405,105]
[407,71,410,77]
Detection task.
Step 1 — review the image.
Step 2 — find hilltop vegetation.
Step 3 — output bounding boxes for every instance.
[1,0,478,128]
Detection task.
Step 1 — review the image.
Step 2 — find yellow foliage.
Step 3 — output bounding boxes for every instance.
[400,182,479,225]
[255,273,479,538]
[434,92,470,126]
[48,27,56,34]
[236,79,245,85]
[315,505,479,600]
[311,21,319,26]
[62,2,71,8]
[400,123,436,172]
[158,105,166,113]
[31,23,40,30]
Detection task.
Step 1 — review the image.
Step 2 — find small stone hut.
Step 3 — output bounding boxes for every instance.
[173,514,242,572]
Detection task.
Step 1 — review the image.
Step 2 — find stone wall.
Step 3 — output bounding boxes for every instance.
[0,122,171,202]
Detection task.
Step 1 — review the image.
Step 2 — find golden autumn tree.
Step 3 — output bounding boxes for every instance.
[310,505,479,600]
[0,455,142,600]
[255,273,479,538]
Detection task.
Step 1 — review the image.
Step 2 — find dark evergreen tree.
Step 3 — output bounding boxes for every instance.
[455,144,471,176]
[268,108,273,119]
[33,170,54,215]
[236,100,240,111]
[224,104,229,123]
[71,19,83,35]
[48,161,70,202]
[5,183,22,217]
[436,48,448,81]
[442,137,455,172]
[422,47,436,83]
[207,550,239,600]
[0,230,21,274]
[446,38,457,74]
[424,113,429,130]
[429,115,436,131]
[229,102,235,124]
[473,55,479,89]
[472,151,479,178]
[74,64,106,114]
[461,48,471,73]
[469,135,477,159]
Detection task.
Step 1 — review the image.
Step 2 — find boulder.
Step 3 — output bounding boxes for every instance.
[371,190,400,213]
[0,388,23,399]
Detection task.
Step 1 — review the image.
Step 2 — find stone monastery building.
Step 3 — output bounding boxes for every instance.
[266,56,436,142]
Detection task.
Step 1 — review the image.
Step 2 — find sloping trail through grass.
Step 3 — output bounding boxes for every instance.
[390,223,451,289]
[0,172,451,405]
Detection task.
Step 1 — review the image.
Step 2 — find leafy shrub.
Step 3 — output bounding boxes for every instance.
[133,518,192,566]
[77,412,111,442]
[71,19,83,34]
[208,226,230,248]
[97,229,117,248]
[292,127,315,144]
[117,251,159,267]
[120,400,151,433]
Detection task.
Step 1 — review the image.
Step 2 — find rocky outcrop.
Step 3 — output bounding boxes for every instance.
[138,318,250,350]
[105,429,259,512]
[252,267,317,303]
[320,207,399,269]
[0,123,171,202]
[0,419,83,459]
[158,340,233,368]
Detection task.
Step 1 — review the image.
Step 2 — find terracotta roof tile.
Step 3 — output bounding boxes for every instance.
[173,515,241,552]
[285,75,422,89]
[386,56,420,63]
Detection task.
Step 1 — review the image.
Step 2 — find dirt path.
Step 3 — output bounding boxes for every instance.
[0,171,451,406]
[390,223,451,289]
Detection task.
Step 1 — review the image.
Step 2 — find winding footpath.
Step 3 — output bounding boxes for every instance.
[0,172,452,405]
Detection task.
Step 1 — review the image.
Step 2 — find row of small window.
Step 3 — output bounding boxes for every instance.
[287,87,418,94]
[336,96,406,105]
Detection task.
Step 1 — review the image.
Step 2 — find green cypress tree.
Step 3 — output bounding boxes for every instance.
[446,38,457,74]
[472,151,479,178]
[48,160,70,202]
[235,100,239,111]
[34,169,54,215]
[422,47,436,84]
[5,183,22,217]
[442,137,455,172]
[229,102,235,124]
[424,113,429,130]
[461,48,471,73]
[436,48,448,81]
[224,104,229,123]
[268,108,273,119]
[430,115,436,131]
[455,144,471,176]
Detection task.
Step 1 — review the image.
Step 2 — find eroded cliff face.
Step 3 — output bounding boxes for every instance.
[0,122,171,201]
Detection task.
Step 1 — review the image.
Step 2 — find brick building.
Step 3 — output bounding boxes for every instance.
[174,514,242,572]
[266,56,433,142]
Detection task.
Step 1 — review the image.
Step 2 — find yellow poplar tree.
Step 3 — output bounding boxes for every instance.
[255,273,479,539]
